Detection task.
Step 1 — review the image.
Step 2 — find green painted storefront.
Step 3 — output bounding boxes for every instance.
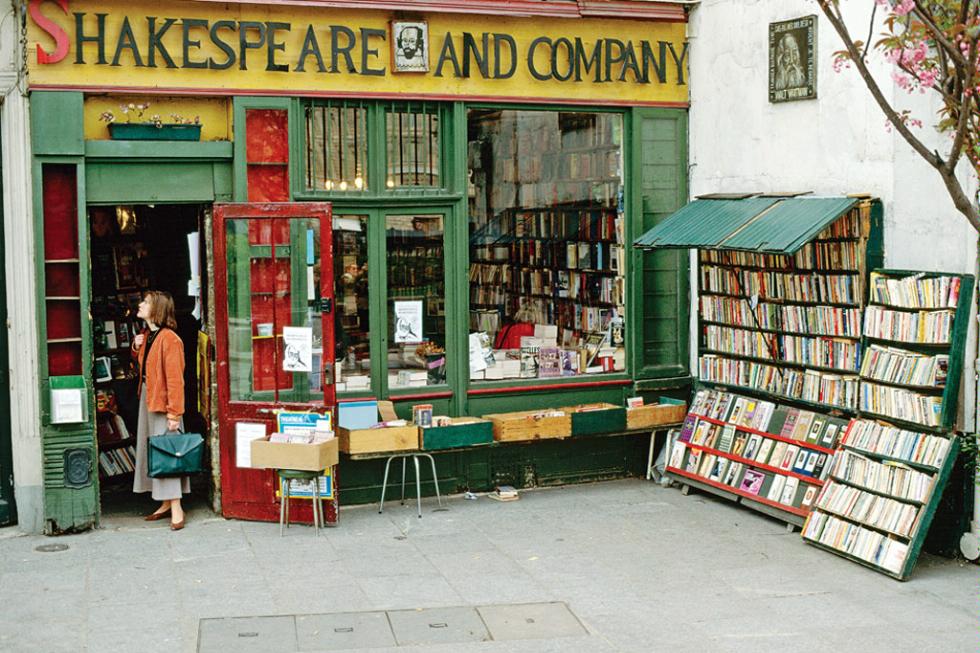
[31,91,691,531]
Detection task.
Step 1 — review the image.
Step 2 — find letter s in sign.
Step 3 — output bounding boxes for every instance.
[29,0,70,64]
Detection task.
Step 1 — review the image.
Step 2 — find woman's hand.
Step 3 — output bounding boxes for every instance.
[134,333,145,348]
[167,418,180,432]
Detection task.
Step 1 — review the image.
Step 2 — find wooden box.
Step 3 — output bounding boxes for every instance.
[421,418,494,451]
[484,410,571,442]
[561,403,627,436]
[338,425,419,454]
[250,438,339,471]
[626,400,687,430]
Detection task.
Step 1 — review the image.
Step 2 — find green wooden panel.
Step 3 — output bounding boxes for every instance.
[84,140,233,159]
[44,486,97,534]
[31,92,84,156]
[630,108,689,380]
[86,162,217,203]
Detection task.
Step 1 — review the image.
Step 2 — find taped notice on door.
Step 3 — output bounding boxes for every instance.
[235,422,267,468]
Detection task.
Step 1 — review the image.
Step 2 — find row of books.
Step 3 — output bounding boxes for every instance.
[670,443,817,509]
[803,512,908,574]
[859,344,948,387]
[859,381,942,427]
[700,296,862,337]
[841,418,950,469]
[99,445,136,477]
[508,269,624,305]
[507,240,623,272]
[700,265,859,305]
[509,207,621,242]
[863,305,952,344]
[698,240,860,272]
[469,309,501,334]
[817,208,863,239]
[830,449,934,504]
[680,417,832,480]
[868,272,962,309]
[815,480,919,538]
[689,388,847,450]
[555,301,620,334]
[698,355,859,410]
[703,325,860,371]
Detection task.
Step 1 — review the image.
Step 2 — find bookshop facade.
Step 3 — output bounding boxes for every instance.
[25,0,693,530]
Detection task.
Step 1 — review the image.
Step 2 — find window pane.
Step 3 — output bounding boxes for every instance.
[387,214,446,388]
[334,215,371,394]
[305,103,368,191]
[386,107,440,188]
[468,110,626,381]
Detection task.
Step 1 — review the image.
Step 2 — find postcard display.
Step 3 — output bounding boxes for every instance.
[664,201,976,578]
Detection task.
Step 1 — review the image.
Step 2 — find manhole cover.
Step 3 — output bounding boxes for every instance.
[35,544,69,553]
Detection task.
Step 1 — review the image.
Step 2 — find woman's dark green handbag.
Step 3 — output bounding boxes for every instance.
[148,431,205,478]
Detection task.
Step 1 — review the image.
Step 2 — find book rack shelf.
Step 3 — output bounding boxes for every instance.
[858,269,975,432]
[665,387,847,527]
[696,202,876,413]
[802,417,960,580]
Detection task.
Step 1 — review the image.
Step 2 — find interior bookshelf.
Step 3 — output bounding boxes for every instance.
[666,387,847,527]
[802,417,960,580]
[858,269,975,432]
[469,205,626,351]
[696,201,878,414]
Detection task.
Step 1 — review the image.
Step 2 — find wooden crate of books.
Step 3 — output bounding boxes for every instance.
[560,403,627,436]
[484,410,571,442]
[421,418,494,451]
[626,400,687,430]
[338,425,419,454]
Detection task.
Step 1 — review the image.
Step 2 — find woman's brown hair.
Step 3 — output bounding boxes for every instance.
[144,290,177,330]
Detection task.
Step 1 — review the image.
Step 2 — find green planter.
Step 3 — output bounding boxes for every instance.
[108,123,202,141]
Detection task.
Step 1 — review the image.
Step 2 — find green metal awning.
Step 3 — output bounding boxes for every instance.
[633,196,860,254]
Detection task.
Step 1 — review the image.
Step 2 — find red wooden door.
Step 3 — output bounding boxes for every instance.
[213,202,337,523]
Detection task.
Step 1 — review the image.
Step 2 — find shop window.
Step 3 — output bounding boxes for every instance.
[386,214,446,388]
[334,215,371,394]
[385,104,440,188]
[467,109,626,381]
[42,163,83,377]
[305,102,368,192]
[246,109,289,202]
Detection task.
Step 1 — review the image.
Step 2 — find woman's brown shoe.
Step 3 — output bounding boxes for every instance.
[170,519,185,531]
[144,509,171,521]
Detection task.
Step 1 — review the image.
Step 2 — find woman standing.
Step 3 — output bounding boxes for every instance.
[132,290,189,530]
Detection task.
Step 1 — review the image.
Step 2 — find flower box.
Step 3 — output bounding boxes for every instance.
[107,123,202,141]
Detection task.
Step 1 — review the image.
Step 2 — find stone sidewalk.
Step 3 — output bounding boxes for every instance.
[0,479,975,652]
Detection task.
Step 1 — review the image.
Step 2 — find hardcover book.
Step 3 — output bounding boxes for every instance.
[755,438,775,465]
[779,477,800,505]
[678,415,698,442]
[779,408,800,439]
[740,469,766,495]
[716,425,736,453]
[806,418,825,445]
[767,475,787,501]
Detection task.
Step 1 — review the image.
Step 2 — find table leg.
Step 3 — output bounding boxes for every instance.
[413,455,422,518]
[424,454,443,509]
[646,430,657,480]
[379,455,395,514]
[284,478,291,528]
[279,475,286,537]
[312,477,320,537]
[400,457,407,505]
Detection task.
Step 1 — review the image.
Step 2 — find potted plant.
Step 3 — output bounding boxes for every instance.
[100,102,202,141]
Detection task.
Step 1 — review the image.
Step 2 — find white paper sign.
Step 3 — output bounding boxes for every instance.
[468,332,488,373]
[282,326,313,372]
[51,388,84,424]
[393,300,423,343]
[235,422,267,468]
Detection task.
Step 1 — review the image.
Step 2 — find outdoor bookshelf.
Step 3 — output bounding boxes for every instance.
[802,417,960,580]
[858,269,974,431]
[696,201,877,414]
[665,387,847,528]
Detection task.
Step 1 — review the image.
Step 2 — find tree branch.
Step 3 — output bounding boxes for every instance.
[818,2,941,166]
[913,4,969,68]
[946,43,978,172]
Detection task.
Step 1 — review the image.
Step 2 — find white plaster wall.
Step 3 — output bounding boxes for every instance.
[688,0,980,430]
[0,2,42,532]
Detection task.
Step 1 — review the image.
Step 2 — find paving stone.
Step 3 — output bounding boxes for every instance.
[197,615,296,653]
[477,601,588,641]
[295,611,395,650]
[387,606,490,646]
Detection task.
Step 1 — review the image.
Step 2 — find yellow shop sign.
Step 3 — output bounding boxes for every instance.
[27,0,689,106]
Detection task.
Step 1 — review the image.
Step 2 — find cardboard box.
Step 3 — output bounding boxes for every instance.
[338,425,419,454]
[250,437,339,471]
[560,403,627,436]
[626,400,688,430]
[484,410,571,442]
[421,418,494,450]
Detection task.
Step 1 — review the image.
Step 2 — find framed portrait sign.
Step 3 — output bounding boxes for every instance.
[391,20,429,73]
[769,15,817,103]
